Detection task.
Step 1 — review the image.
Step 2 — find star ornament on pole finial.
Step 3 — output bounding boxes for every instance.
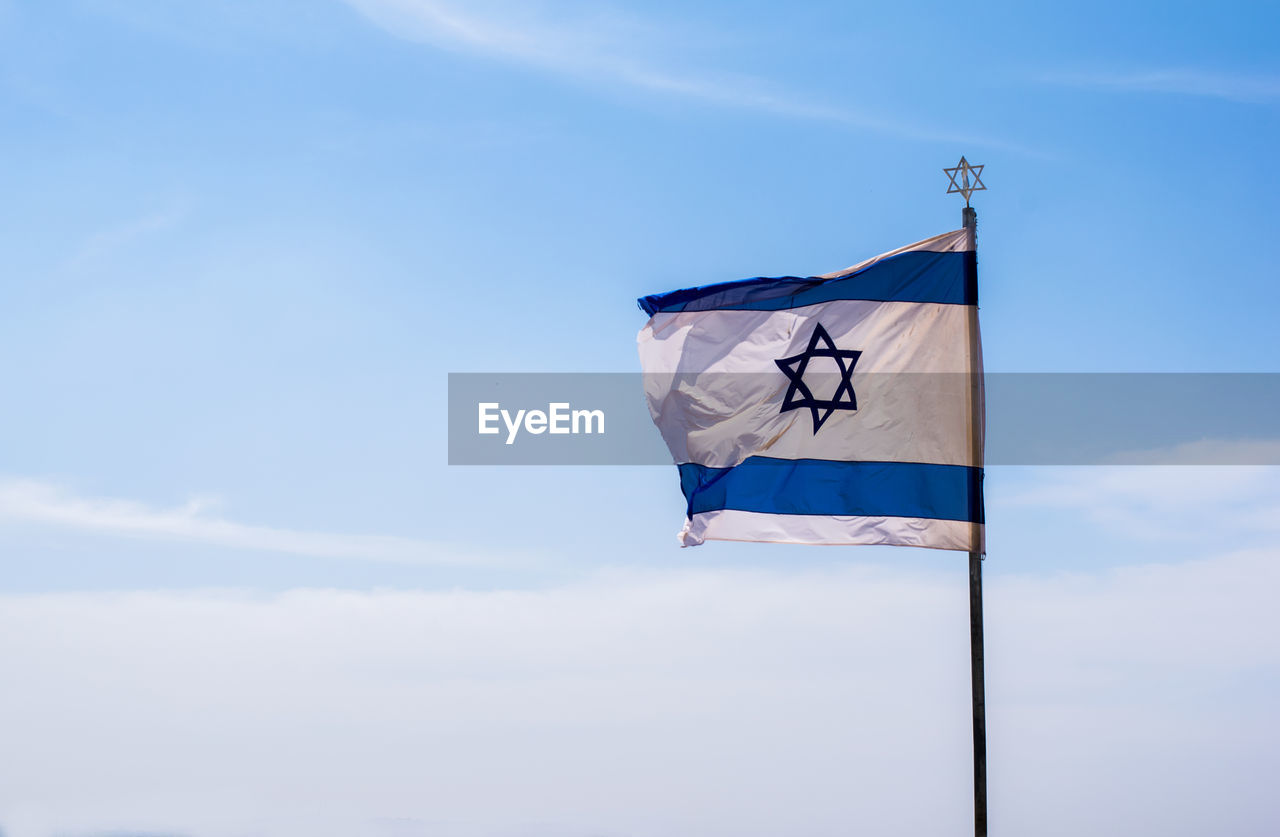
[944,156,986,206]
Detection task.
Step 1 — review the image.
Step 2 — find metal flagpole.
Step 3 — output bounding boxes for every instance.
[946,156,987,837]
[967,485,988,837]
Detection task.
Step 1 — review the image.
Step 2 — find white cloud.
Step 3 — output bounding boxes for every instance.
[339,0,1019,148]
[1006,465,1280,542]
[1043,68,1280,103]
[0,556,1276,835]
[0,478,483,565]
[1107,437,1280,466]
[340,0,822,114]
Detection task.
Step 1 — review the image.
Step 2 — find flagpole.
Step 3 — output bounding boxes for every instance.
[962,203,988,837]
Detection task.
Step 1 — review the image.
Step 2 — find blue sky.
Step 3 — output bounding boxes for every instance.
[0,2,1278,835]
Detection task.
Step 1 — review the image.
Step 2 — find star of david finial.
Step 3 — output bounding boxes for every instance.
[775,322,862,433]
[944,156,986,206]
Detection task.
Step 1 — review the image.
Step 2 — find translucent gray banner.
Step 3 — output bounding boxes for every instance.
[448,373,1280,465]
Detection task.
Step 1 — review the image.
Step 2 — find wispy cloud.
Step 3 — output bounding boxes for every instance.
[0,478,479,565]
[1007,462,1280,541]
[64,205,187,272]
[340,0,1022,148]
[341,0,826,115]
[1043,67,1280,104]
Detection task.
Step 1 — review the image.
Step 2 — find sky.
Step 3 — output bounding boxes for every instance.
[0,1,1278,835]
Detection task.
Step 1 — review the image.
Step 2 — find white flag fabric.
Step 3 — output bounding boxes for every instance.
[637,228,984,551]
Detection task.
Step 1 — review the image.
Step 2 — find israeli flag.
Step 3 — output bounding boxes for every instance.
[637,228,984,552]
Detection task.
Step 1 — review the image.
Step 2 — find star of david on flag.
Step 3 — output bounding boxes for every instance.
[637,228,985,551]
[775,322,862,432]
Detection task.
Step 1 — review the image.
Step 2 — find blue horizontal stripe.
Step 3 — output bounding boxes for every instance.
[678,458,984,523]
[639,250,976,315]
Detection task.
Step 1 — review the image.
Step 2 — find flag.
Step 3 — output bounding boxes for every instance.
[637,228,984,551]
